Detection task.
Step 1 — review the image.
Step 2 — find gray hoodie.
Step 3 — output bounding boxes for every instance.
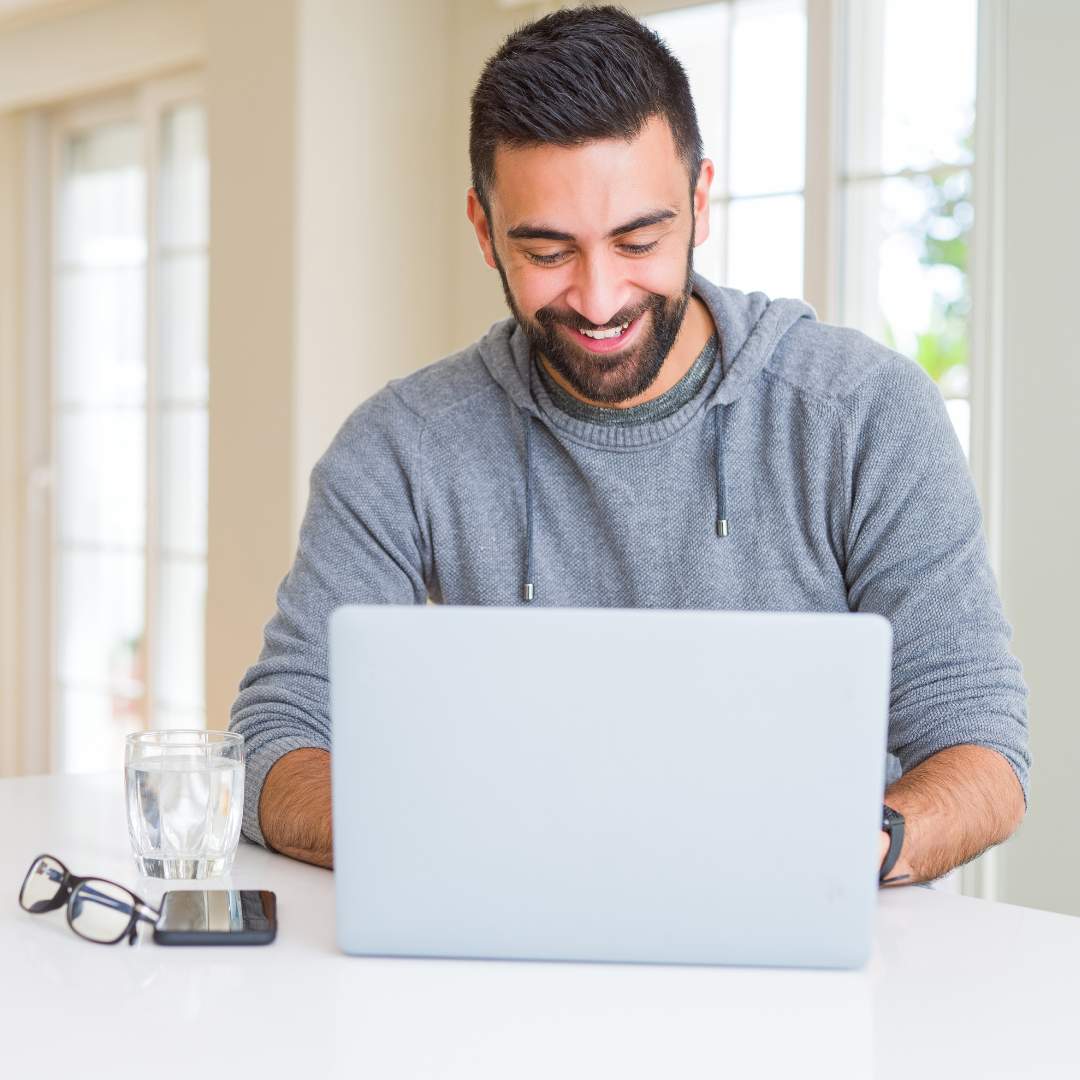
[230,271,1030,850]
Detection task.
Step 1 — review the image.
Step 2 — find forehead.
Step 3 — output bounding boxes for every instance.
[490,115,688,237]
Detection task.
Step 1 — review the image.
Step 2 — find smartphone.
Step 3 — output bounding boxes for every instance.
[152,889,277,946]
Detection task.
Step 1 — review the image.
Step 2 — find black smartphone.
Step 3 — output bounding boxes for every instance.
[152,889,277,946]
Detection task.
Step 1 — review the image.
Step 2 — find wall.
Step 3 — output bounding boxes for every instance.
[994,0,1080,914]
[205,0,453,731]
[0,0,206,110]
[293,0,453,535]
[203,0,299,732]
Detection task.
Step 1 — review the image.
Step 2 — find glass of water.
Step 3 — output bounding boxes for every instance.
[125,730,245,879]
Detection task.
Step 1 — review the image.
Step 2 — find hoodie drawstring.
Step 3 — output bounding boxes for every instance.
[522,413,536,602]
[519,403,730,603]
[714,405,729,539]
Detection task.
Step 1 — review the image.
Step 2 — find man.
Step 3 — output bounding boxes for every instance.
[230,6,1029,885]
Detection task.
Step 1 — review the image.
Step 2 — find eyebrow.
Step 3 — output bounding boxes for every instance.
[506,208,678,243]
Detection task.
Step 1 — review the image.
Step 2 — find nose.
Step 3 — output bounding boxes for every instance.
[564,249,632,329]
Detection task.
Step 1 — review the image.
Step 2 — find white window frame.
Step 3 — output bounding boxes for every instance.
[22,68,207,774]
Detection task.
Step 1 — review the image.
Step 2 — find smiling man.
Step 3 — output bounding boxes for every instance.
[230,6,1029,887]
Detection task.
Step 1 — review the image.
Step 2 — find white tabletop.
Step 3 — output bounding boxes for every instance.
[1,771,1075,1079]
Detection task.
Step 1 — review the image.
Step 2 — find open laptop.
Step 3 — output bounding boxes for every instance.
[330,605,892,969]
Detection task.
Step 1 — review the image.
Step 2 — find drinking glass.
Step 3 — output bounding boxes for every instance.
[125,730,244,879]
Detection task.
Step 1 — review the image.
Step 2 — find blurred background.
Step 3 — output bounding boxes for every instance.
[0,0,1076,914]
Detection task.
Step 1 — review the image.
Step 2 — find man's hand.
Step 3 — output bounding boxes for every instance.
[877,744,1025,887]
[258,747,333,869]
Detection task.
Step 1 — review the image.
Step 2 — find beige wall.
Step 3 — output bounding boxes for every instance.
[293,0,453,534]
[205,0,455,730]
[0,0,206,110]
[203,0,299,731]
[994,0,1080,914]
[446,0,527,349]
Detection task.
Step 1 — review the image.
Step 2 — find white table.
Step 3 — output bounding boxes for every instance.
[1,772,1075,1079]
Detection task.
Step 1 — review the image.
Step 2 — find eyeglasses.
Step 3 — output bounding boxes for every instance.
[18,853,160,945]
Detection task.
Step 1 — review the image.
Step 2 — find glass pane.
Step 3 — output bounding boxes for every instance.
[56,549,145,694]
[154,559,206,713]
[159,409,209,556]
[945,399,970,460]
[729,0,806,196]
[55,266,145,406]
[159,103,209,249]
[154,99,209,731]
[845,0,977,176]
[56,409,146,547]
[158,252,208,402]
[643,3,731,170]
[58,686,143,774]
[726,194,804,300]
[58,121,145,266]
[841,171,972,421]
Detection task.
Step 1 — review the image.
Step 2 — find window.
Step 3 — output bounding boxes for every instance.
[645,0,807,302]
[644,0,978,453]
[839,0,978,456]
[43,75,208,773]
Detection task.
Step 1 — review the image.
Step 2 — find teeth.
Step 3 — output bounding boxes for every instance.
[580,320,631,340]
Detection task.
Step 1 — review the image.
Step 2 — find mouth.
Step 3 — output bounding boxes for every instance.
[563,311,645,355]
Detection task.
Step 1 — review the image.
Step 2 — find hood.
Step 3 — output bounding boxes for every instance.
[475,272,818,602]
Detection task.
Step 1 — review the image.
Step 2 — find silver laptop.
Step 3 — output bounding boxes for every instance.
[330,605,892,969]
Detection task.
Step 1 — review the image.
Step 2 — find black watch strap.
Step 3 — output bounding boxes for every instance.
[880,803,906,884]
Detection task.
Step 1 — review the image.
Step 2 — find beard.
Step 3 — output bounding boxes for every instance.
[492,229,696,406]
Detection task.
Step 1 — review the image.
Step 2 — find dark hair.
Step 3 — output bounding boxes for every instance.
[469,5,703,216]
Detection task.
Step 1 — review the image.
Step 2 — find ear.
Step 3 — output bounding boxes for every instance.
[466,188,498,270]
[691,158,715,249]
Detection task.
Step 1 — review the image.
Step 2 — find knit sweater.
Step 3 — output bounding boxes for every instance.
[229,272,1030,850]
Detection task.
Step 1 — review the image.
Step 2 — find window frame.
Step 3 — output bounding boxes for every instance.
[24,68,207,773]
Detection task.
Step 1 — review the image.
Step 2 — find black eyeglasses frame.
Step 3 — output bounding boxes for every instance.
[18,853,160,946]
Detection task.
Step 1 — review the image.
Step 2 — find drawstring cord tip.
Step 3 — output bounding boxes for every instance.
[522,582,535,602]
[716,518,729,538]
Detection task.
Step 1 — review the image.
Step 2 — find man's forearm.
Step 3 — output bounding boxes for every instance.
[879,744,1026,885]
[259,747,334,868]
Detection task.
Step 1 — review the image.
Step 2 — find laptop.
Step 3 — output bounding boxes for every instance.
[330,605,892,969]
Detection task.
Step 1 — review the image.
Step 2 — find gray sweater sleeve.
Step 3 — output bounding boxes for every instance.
[843,356,1031,804]
[228,387,428,848]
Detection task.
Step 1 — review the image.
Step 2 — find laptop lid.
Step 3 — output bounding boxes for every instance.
[330,605,892,969]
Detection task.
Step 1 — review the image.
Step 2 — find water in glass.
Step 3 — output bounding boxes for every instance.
[125,731,244,878]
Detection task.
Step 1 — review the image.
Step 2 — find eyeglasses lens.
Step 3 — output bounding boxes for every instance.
[19,856,66,913]
[69,879,137,943]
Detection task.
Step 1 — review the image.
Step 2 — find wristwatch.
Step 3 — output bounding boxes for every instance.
[880,803,905,883]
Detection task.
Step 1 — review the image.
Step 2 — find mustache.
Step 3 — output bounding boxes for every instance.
[535,298,656,333]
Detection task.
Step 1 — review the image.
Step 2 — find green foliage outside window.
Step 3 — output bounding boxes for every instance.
[882,132,974,393]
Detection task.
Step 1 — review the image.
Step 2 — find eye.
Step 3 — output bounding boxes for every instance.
[620,240,660,255]
[525,250,568,266]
